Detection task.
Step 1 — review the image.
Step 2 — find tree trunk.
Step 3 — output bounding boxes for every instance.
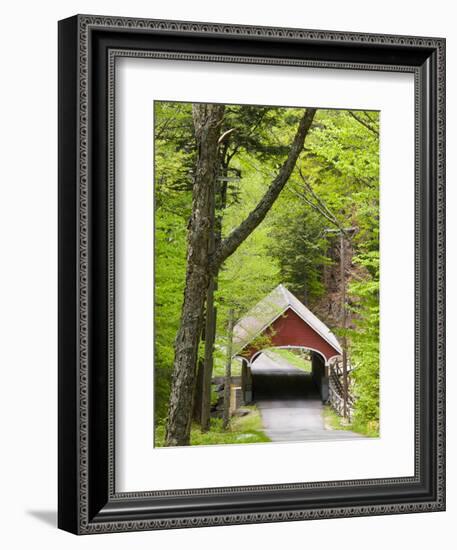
[200,160,229,431]
[223,309,235,430]
[165,103,225,446]
[201,276,216,431]
[192,358,204,422]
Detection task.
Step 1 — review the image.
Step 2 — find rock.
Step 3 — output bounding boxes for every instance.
[233,409,250,417]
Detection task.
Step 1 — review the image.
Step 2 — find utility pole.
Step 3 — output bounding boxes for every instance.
[339,231,348,420]
[324,227,356,419]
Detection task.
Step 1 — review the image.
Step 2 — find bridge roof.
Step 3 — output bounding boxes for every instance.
[233,284,342,355]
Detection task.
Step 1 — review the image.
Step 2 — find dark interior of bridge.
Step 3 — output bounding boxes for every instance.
[250,349,324,402]
[252,368,320,401]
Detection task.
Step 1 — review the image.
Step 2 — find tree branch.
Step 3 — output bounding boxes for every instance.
[297,168,341,227]
[348,111,379,137]
[288,185,339,228]
[218,128,235,144]
[212,108,316,271]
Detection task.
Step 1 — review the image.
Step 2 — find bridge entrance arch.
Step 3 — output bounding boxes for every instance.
[232,285,342,403]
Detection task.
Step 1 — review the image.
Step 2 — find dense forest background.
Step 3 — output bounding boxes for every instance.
[154,101,380,437]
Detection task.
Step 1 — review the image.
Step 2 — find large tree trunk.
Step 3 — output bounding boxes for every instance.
[165,103,225,446]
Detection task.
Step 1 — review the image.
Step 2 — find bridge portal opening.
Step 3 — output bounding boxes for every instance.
[239,347,329,404]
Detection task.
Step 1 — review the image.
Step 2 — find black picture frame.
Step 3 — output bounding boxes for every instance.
[58,14,446,534]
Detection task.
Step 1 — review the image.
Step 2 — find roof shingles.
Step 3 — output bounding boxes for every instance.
[232,284,341,355]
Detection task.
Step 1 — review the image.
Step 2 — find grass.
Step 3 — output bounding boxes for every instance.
[212,348,312,377]
[270,348,312,373]
[154,406,270,447]
[323,405,379,437]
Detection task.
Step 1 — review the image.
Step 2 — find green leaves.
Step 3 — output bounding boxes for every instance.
[154,211,187,421]
[347,251,380,432]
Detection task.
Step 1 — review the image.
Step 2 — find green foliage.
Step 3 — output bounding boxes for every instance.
[267,197,329,304]
[303,109,380,433]
[153,102,194,421]
[347,251,380,433]
[154,211,187,421]
[323,405,379,437]
[154,102,195,215]
[269,348,312,373]
[154,407,270,446]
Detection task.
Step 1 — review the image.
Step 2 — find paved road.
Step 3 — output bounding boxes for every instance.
[251,351,363,442]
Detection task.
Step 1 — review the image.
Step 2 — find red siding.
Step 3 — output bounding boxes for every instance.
[242,308,339,363]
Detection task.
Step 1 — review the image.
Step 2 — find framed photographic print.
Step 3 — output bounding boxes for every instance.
[58,14,446,534]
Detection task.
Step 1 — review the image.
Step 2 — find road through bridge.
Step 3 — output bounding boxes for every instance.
[251,350,361,442]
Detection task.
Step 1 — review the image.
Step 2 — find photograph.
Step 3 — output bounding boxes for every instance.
[153,101,380,448]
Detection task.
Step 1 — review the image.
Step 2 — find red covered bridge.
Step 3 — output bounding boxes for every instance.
[233,284,342,403]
